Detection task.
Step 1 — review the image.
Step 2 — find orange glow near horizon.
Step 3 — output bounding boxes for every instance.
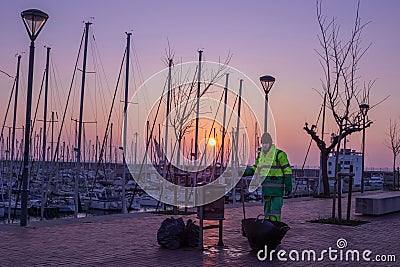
[208,138,216,146]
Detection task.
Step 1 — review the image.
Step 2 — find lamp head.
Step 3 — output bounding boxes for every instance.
[21,9,48,41]
[259,75,275,95]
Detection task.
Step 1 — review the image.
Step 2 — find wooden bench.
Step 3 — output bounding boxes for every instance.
[355,192,400,215]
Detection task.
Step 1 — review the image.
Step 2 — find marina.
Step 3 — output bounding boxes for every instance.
[0,2,399,266]
[0,158,392,223]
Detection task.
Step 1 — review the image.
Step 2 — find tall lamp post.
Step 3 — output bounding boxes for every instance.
[359,103,369,193]
[20,9,48,226]
[259,75,275,133]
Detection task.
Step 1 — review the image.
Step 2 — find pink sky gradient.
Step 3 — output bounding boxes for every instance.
[0,0,399,169]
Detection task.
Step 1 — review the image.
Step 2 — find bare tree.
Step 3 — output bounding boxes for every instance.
[385,119,400,189]
[166,53,231,168]
[304,0,375,221]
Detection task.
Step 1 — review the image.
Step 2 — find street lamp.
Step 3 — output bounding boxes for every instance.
[259,75,275,133]
[359,103,369,193]
[20,8,48,226]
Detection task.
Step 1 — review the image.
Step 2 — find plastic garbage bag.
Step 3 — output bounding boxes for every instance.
[157,217,186,249]
[184,219,199,247]
[242,214,290,251]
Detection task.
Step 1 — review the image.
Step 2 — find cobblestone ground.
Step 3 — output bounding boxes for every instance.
[0,191,399,266]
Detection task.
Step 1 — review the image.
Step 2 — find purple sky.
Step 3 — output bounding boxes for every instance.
[1,0,399,169]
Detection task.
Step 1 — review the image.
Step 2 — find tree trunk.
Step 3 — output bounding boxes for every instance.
[333,128,343,222]
[321,151,330,196]
[346,172,354,222]
[393,155,396,189]
[397,167,400,190]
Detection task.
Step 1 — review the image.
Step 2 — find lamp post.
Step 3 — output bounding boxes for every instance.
[359,103,369,193]
[259,75,275,133]
[20,9,48,226]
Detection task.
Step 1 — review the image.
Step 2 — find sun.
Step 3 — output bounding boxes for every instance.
[208,138,216,146]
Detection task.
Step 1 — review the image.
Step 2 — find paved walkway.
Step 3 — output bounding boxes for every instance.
[0,191,399,266]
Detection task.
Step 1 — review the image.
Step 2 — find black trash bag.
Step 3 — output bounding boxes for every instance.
[242,214,290,251]
[184,219,199,247]
[157,217,186,249]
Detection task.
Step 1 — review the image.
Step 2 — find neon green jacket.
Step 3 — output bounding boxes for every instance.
[252,144,293,197]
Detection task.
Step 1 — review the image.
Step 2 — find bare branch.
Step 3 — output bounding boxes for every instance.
[306,0,376,197]
[385,119,400,156]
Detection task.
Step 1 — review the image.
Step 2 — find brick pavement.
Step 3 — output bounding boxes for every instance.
[0,191,399,266]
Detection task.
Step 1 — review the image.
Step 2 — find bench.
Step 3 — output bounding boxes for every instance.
[355,192,400,215]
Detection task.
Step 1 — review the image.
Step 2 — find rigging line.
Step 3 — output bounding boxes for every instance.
[131,40,151,113]
[128,42,140,141]
[301,101,324,170]
[91,33,117,125]
[90,48,127,191]
[16,61,27,108]
[92,33,113,97]
[51,29,85,162]
[69,68,78,133]
[131,40,145,86]
[169,85,219,172]
[48,57,70,158]
[186,91,239,204]
[128,73,169,209]
[195,85,226,174]
[86,41,99,129]
[111,53,125,149]
[115,73,124,146]
[216,92,239,166]
[114,83,123,139]
[0,79,16,140]
[165,66,199,172]
[168,87,197,166]
[129,42,137,91]
[13,65,44,213]
[30,70,46,139]
[167,68,199,157]
[49,56,62,121]
[89,35,103,125]
[50,54,72,143]
[88,35,100,126]
[131,47,143,100]
[0,69,14,78]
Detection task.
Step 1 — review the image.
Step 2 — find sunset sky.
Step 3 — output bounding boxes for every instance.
[0,0,399,169]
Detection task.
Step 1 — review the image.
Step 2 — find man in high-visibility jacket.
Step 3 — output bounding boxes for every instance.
[252,132,292,221]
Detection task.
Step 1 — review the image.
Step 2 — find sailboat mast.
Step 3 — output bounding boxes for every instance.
[232,79,243,204]
[134,132,138,166]
[221,73,229,169]
[110,123,113,164]
[75,22,91,218]
[40,47,50,220]
[122,32,131,214]
[235,79,243,164]
[163,59,173,182]
[194,50,202,184]
[8,55,21,223]
[51,111,56,160]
